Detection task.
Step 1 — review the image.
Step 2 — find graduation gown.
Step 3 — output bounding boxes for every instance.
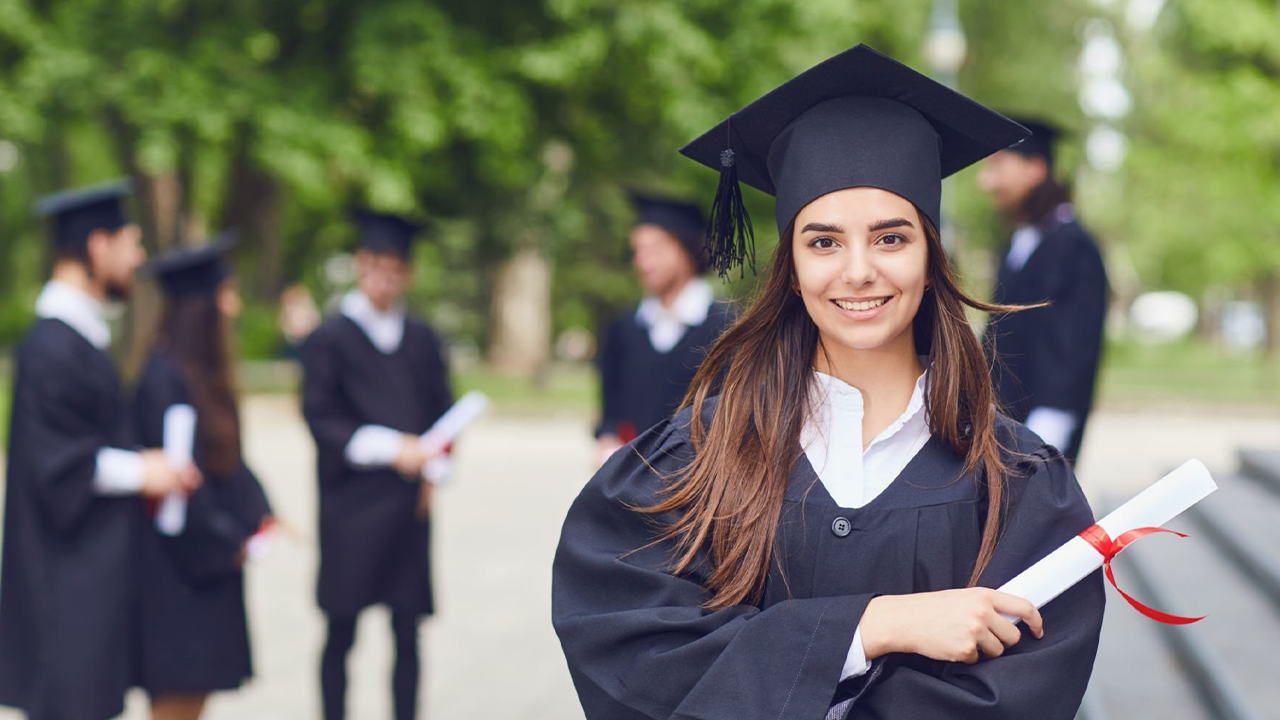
[133,350,272,696]
[595,304,734,439]
[0,319,142,720]
[984,215,1108,461]
[553,401,1104,720]
[302,314,453,618]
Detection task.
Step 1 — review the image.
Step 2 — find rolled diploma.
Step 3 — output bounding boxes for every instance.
[418,391,489,484]
[156,404,197,536]
[998,459,1217,622]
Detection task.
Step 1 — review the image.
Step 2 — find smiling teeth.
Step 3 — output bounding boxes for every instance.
[835,298,887,311]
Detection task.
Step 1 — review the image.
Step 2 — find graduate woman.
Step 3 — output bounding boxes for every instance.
[302,210,453,720]
[134,238,273,720]
[552,46,1105,720]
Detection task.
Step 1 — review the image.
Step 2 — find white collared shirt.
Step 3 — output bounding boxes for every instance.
[634,278,714,354]
[340,290,406,355]
[801,370,932,510]
[1005,225,1042,273]
[339,290,441,479]
[34,280,142,495]
[35,280,111,350]
[800,368,933,681]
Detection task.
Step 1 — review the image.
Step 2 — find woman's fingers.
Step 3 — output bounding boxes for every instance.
[976,628,1005,660]
[988,613,1023,649]
[992,592,1044,638]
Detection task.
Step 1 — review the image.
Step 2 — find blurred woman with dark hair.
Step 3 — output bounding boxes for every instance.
[553,47,1105,720]
[134,237,273,720]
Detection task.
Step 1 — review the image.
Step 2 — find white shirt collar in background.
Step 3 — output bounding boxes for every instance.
[801,368,932,509]
[1005,224,1042,273]
[340,290,406,355]
[35,280,111,350]
[635,277,714,354]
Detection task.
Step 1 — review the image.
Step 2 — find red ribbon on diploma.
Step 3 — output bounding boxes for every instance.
[1079,524,1206,625]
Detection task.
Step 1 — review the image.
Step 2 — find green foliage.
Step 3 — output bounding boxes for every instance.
[0,0,1273,358]
[235,301,283,360]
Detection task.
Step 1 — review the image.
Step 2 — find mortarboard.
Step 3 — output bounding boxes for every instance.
[680,44,1029,277]
[351,209,423,260]
[35,179,133,251]
[1003,116,1064,169]
[149,232,237,297]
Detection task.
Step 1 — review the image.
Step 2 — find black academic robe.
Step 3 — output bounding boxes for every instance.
[553,400,1105,720]
[595,303,734,440]
[133,350,272,696]
[0,319,142,720]
[984,215,1108,461]
[301,314,453,618]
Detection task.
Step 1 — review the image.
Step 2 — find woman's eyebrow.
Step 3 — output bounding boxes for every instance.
[868,217,915,232]
[800,222,845,234]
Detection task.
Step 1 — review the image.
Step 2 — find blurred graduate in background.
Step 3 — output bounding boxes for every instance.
[133,237,275,720]
[593,194,735,467]
[301,210,453,720]
[979,118,1109,463]
[0,181,199,720]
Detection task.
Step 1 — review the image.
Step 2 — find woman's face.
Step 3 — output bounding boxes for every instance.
[217,279,243,321]
[791,187,929,355]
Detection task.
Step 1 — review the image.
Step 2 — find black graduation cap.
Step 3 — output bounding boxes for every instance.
[351,209,423,260]
[680,44,1029,277]
[149,232,237,297]
[34,179,132,251]
[629,193,711,273]
[1004,116,1064,169]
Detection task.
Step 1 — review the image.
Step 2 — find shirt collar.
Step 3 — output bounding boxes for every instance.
[636,277,714,329]
[808,365,930,442]
[340,290,406,354]
[35,280,111,349]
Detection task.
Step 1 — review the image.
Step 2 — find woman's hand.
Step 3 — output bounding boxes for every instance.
[859,588,1044,664]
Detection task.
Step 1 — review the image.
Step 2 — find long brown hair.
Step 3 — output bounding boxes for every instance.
[158,287,243,480]
[641,213,1024,610]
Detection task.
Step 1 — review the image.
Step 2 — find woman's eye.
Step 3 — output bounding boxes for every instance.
[876,233,908,247]
[809,236,838,249]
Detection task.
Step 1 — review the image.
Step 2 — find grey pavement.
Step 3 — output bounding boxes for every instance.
[2,398,1279,719]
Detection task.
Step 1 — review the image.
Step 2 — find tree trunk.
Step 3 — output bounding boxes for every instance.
[220,124,285,304]
[487,247,553,381]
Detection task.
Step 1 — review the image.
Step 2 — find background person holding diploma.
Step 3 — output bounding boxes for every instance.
[593,194,734,466]
[0,182,199,720]
[302,209,454,720]
[133,238,274,720]
[552,47,1105,720]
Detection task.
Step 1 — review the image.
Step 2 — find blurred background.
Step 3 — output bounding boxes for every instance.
[2,0,1280,718]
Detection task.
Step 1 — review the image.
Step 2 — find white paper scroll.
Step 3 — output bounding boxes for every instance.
[155,404,197,536]
[998,459,1218,622]
[417,391,489,484]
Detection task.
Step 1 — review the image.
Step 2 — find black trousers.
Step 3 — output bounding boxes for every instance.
[321,612,421,720]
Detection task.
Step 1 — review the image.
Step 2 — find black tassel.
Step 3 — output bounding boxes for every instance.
[705,147,755,279]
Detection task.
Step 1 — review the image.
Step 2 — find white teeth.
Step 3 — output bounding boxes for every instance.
[834,298,887,311]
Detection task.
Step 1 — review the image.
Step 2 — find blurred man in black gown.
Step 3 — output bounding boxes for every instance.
[980,119,1109,463]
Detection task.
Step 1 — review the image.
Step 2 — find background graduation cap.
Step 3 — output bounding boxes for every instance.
[350,209,424,261]
[1003,116,1065,170]
[148,232,237,297]
[680,44,1029,277]
[628,193,711,274]
[34,179,133,251]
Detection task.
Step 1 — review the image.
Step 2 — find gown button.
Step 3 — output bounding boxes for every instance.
[831,517,852,537]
